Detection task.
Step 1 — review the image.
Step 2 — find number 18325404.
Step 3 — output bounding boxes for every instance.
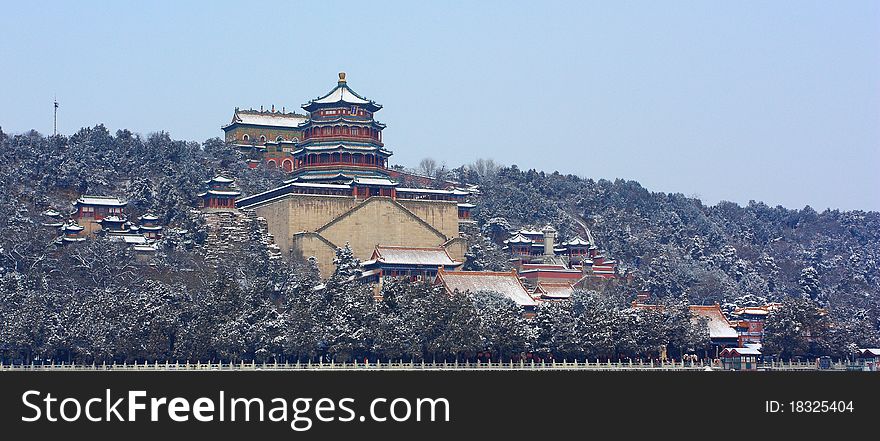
[765,401,854,413]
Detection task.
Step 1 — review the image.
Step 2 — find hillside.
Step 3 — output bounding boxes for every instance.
[1,126,877,363]
[451,165,880,314]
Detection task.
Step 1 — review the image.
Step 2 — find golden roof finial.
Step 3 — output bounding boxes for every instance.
[338,72,346,83]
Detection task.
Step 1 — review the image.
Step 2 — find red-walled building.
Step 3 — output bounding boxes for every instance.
[198,176,241,209]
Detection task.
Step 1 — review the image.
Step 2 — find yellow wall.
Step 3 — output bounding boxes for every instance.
[225,126,303,144]
[253,194,356,258]
[397,199,460,240]
[253,194,464,277]
[318,197,448,262]
[291,233,338,277]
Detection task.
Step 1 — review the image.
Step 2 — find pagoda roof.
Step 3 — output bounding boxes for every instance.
[61,222,84,232]
[368,245,461,267]
[290,169,393,182]
[41,209,61,218]
[436,269,537,307]
[223,109,308,130]
[303,73,381,112]
[563,236,591,246]
[504,233,533,244]
[293,143,391,155]
[139,213,160,221]
[353,177,397,187]
[307,116,386,128]
[76,196,126,207]
[396,187,469,196]
[289,182,353,190]
[197,190,241,197]
[206,176,235,184]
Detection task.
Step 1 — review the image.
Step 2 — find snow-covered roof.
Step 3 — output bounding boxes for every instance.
[76,196,126,207]
[41,209,61,217]
[535,282,575,299]
[108,234,149,245]
[720,347,762,357]
[370,246,461,267]
[297,143,384,152]
[690,305,739,340]
[861,348,880,357]
[291,182,352,190]
[139,213,160,221]
[436,270,537,307]
[520,229,543,236]
[62,222,84,232]
[395,187,457,195]
[563,236,590,246]
[353,177,397,187]
[229,111,308,129]
[208,176,235,184]
[312,85,371,105]
[99,215,127,223]
[504,233,533,244]
[734,308,770,316]
[198,190,242,197]
[457,203,476,208]
[303,73,381,112]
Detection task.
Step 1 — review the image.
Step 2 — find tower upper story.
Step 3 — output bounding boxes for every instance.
[289,73,393,182]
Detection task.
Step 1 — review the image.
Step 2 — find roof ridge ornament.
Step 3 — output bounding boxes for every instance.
[338,72,346,84]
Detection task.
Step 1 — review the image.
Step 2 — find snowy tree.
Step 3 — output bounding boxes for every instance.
[332,243,361,281]
[470,291,531,361]
[799,266,825,306]
[763,296,831,359]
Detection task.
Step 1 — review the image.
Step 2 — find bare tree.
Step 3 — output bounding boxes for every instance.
[470,158,499,180]
[418,158,438,177]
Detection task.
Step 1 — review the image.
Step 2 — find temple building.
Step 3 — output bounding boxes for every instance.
[222,106,308,168]
[434,269,538,315]
[138,213,163,240]
[73,196,127,235]
[360,245,464,283]
[56,222,86,244]
[234,74,473,277]
[198,176,241,210]
[533,281,575,301]
[97,215,130,235]
[631,301,740,357]
[729,303,782,346]
[503,225,618,281]
[288,72,390,180]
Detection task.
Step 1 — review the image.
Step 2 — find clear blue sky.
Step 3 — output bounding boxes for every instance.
[2,1,878,211]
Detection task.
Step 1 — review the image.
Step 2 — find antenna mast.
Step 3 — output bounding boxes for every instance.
[53,97,59,136]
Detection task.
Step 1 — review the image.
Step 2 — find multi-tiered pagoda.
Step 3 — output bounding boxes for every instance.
[289,72,392,184]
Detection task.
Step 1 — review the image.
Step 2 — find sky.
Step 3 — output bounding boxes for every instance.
[1,1,878,211]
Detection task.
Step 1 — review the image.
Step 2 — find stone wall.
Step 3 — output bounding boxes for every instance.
[397,199,459,240]
[252,194,463,277]
[225,126,303,144]
[252,194,356,258]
